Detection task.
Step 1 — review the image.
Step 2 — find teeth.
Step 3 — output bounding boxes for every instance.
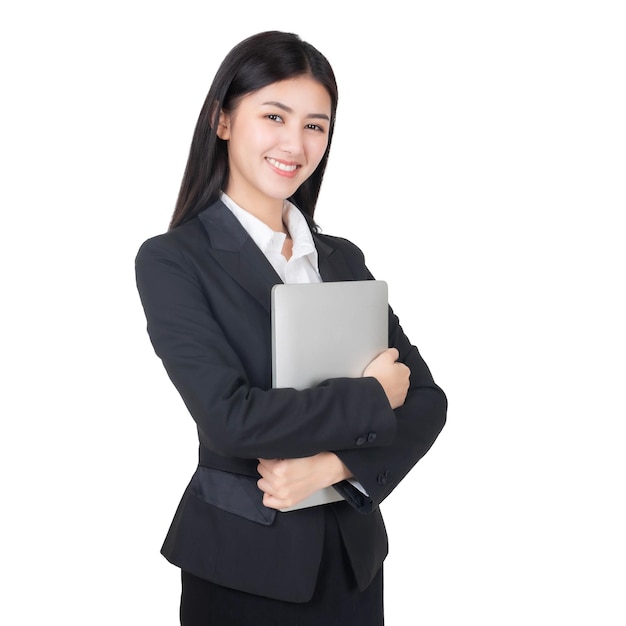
[267,158,298,172]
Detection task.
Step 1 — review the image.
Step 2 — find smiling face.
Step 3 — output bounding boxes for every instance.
[217,75,332,219]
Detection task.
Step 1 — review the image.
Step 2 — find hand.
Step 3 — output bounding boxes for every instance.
[257,453,352,510]
[363,347,410,409]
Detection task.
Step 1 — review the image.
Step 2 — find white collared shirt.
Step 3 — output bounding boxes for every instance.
[220,192,321,284]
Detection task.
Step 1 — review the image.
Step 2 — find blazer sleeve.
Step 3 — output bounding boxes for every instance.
[135,234,398,461]
[333,305,447,511]
[320,236,447,512]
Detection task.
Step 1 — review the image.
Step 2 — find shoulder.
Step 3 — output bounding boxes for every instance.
[313,231,374,281]
[137,218,204,255]
[313,231,366,262]
[135,217,210,272]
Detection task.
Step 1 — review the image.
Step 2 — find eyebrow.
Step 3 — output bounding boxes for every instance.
[261,101,330,121]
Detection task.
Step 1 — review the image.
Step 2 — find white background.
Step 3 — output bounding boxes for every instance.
[1,1,624,624]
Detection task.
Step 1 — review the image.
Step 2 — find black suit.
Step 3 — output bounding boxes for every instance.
[135,199,447,603]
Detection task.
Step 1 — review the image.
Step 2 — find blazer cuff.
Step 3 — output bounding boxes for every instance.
[333,480,375,514]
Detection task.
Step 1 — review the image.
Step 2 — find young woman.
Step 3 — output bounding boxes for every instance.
[136,30,447,626]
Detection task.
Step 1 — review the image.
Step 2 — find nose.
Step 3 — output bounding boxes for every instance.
[279,123,305,157]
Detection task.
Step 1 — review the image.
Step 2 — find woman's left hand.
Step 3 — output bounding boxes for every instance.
[257,452,352,510]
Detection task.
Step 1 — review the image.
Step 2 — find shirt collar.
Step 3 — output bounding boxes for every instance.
[283,202,318,262]
[220,192,318,265]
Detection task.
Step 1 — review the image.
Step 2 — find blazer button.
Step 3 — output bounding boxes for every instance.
[377,470,389,485]
[367,432,377,443]
[355,435,366,446]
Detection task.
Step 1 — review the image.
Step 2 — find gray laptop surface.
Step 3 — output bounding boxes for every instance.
[271,280,388,390]
[271,280,388,511]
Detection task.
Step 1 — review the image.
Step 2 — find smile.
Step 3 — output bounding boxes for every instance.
[266,158,299,172]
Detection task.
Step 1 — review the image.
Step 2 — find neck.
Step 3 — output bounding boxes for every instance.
[225,191,287,234]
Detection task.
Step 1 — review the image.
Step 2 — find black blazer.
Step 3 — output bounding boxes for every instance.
[135,199,447,602]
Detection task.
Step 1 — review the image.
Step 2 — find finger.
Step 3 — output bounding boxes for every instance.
[387,347,400,361]
[262,493,284,510]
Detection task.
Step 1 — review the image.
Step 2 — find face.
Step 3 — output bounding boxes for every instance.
[217,75,332,212]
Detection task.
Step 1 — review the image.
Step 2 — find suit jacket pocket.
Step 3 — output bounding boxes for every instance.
[189,465,276,526]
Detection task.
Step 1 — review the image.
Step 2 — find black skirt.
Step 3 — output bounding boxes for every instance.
[180,507,384,626]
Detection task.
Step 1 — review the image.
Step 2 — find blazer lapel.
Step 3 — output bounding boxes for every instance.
[198,200,282,313]
[197,201,355,311]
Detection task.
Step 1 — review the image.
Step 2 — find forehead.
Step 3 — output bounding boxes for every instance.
[238,76,332,115]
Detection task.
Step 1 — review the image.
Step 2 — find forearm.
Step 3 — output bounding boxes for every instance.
[336,383,447,508]
[336,314,448,510]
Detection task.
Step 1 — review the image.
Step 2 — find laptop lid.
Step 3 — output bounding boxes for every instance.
[271,280,388,390]
[270,279,388,511]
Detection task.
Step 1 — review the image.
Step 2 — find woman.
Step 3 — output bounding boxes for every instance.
[136,30,447,625]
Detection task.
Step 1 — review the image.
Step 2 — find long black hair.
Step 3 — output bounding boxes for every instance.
[169,31,338,230]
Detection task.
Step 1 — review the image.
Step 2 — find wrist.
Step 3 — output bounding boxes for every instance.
[323,452,353,484]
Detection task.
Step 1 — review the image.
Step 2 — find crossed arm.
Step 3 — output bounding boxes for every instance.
[257,347,410,510]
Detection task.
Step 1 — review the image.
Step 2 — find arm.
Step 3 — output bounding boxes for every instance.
[135,235,398,460]
[251,235,446,511]
[333,305,448,512]
[255,308,447,512]
[258,334,447,512]
[256,347,410,509]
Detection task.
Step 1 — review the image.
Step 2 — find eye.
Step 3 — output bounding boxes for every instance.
[305,123,325,132]
[266,114,284,123]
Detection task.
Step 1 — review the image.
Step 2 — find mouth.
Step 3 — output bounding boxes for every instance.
[266,157,299,173]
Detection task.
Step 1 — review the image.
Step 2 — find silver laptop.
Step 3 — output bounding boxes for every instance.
[271,280,388,511]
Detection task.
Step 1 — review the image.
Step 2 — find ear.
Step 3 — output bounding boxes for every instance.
[215,110,231,140]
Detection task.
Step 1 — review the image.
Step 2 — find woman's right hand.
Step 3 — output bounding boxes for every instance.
[362,347,410,409]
